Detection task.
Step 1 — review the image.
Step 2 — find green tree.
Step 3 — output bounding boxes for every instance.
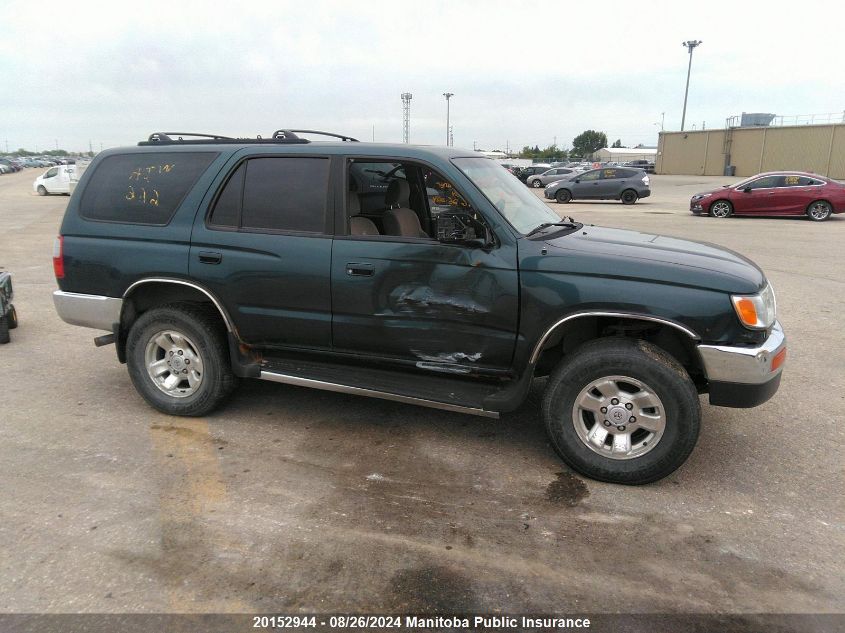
[519,144,568,161]
[572,130,608,158]
[612,139,623,148]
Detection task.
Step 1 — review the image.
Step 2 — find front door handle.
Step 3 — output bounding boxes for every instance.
[198,251,222,265]
[346,263,374,277]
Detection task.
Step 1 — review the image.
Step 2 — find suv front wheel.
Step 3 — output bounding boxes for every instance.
[542,338,700,484]
[126,303,237,416]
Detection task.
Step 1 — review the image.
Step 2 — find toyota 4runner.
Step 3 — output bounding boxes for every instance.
[52,130,786,484]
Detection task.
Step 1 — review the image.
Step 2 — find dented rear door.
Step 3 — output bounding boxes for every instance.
[330,238,519,371]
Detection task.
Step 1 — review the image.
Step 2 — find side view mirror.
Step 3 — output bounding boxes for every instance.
[574,179,580,184]
[435,214,493,249]
[742,187,752,193]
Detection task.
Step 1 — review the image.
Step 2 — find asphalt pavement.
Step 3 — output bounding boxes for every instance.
[0,168,843,613]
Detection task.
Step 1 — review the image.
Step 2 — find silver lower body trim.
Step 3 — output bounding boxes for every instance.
[698,321,786,384]
[53,290,123,331]
[259,370,500,418]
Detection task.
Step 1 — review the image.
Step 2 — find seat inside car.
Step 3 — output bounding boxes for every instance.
[383,179,427,238]
[347,191,380,236]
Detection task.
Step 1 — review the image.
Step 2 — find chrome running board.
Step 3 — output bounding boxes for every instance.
[259,370,500,418]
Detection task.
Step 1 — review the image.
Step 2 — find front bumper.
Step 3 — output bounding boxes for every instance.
[53,290,122,331]
[698,321,786,407]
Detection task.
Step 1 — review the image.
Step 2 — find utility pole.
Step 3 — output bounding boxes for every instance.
[401,92,413,144]
[449,126,453,148]
[681,40,702,131]
[443,93,454,146]
[661,112,665,131]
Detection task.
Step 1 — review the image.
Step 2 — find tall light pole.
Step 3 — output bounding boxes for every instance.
[681,40,702,131]
[443,92,454,146]
[401,92,413,144]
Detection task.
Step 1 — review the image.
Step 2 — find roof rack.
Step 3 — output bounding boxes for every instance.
[138,129,359,146]
[271,129,359,142]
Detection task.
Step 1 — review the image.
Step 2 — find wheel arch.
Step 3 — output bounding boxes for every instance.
[530,312,706,389]
[117,278,237,363]
[806,198,833,212]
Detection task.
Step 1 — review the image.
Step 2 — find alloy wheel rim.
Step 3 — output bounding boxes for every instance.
[144,329,204,398]
[571,375,666,460]
[712,202,730,217]
[810,203,829,220]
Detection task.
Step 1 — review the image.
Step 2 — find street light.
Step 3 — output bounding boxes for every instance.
[443,92,454,146]
[681,40,702,131]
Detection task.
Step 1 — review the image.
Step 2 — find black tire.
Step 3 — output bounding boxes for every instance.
[555,189,572,203]
[806,200,832,221]
[0,315,9,344]
[709,200,732,218]
[37,185,48,196]
[541,338,700,485]
[126,303,237,416]
[620,189,638,205]
[531,179,543,188]
[8,304,17,329]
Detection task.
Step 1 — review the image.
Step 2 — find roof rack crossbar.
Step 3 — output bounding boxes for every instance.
[272,129,359,142]
[147,132,236,143]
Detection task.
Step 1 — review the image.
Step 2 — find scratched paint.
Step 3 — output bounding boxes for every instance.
[390,285,489,316]
[410,350,482,363]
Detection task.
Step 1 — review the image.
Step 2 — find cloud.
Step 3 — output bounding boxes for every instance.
[1,0,841,152]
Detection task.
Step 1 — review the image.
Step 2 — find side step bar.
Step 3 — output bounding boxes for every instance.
[259,370,500,418]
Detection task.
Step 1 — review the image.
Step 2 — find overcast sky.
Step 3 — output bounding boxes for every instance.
[1,0,842,153]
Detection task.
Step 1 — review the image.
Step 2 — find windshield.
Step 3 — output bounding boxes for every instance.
[453,157,562,234]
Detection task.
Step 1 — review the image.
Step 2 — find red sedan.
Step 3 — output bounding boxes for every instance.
[690,172,845,221]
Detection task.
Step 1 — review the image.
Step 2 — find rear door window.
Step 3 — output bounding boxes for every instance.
[213,157,330,234]
[80,152,218,225]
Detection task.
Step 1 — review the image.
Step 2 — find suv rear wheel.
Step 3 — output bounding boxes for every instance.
[126,303,237,416]
[542,338,700,484]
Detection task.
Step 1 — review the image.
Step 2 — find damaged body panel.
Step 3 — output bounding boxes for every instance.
[330,238,519,370]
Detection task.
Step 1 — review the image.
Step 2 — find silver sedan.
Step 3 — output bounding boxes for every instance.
[526,166,579,188]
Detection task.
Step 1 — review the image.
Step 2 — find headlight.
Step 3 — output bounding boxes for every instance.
[731,282,776,330]
[546,181,560,188]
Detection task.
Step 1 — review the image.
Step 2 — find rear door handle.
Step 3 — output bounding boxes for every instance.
[198,251,222,265]
[346,263,374,276]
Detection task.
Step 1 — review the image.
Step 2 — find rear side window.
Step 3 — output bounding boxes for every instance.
[210,157,329,233]
[80,152,217,224]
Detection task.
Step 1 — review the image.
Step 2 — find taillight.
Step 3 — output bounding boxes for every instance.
[53,236,64,279]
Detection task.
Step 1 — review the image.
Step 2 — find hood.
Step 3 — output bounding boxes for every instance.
[692,185,733,198]
[531,225,764,294]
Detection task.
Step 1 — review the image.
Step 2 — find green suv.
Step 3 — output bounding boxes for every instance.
[52,130,785,484]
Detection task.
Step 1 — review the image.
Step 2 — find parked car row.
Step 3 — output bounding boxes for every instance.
[0,156,79,174]
[518,163,842,220]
